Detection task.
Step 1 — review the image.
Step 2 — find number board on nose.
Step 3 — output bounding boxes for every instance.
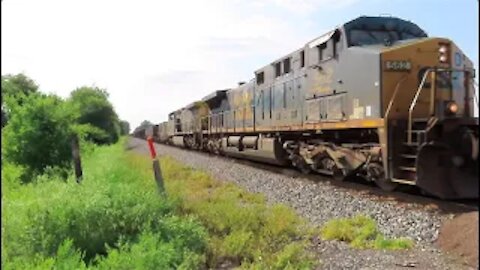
[384,60,412,72]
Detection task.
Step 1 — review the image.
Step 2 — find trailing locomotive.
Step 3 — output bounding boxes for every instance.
[147,16,478,199]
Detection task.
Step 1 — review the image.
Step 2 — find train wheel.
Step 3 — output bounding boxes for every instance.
[313,157,344,181]
[291,155,311,174]
[368,163,398,191]
[416,143,479,199]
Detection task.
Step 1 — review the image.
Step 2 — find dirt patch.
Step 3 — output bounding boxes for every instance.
[437,211,479,268]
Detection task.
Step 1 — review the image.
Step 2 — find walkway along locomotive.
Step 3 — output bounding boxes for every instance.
[143,16,479,199]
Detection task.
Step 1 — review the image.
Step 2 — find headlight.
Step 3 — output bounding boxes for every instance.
[439,54,448,63]
[438,43,449,64]
[439,46,448,53]
[446,101,458,115]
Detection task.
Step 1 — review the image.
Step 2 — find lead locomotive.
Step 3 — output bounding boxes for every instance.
[141,16,478,199]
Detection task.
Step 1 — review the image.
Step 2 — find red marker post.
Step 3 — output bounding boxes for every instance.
[147,136,165,194]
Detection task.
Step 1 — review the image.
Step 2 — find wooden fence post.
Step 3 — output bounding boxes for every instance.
[71,135,83,183]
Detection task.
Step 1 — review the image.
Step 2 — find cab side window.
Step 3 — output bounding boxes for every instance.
[318,43,327,61]
[418,67,451,89]
[300,50,305,68]
[256,72,264,85]
[275,62,282,77]
[319,30,342,61]
[332,31,341,58]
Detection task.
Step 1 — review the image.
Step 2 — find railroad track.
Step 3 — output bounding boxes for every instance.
[156,142,478,214]
[235,158,478,214]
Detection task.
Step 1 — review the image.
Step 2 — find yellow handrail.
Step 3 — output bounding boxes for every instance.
[472,80,479,108]
[408,68,434,143]
[408,67,476,143]
[385,75,408,119]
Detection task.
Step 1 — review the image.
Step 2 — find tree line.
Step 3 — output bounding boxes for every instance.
[1,73,130,181]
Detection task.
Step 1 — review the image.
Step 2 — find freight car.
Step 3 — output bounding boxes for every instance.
[132,126,148,139]
[149,16,478,199]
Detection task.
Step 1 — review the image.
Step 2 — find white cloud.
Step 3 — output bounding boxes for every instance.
[1,0,359,128]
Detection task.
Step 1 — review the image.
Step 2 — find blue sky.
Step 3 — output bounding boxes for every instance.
[321,0,479,69]
[239,0,479,77]
[2,0,478,127]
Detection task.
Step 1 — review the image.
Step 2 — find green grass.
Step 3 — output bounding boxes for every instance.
[130,153,316,269]
[2,138,317,269]
[320,215,414,250]
[2,139,207,269]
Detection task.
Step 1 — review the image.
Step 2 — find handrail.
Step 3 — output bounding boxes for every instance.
[385,75,408,119]
[472,80,479,107]
[408,68,434,143]
[408,67,476,143]
[425,117,438,133]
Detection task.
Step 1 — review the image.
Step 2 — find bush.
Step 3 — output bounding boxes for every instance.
[1,162,24,191]
[3,139,316,269]
[68,87,120,145]
[3,239,87,270]
[2,141,207,269]
[320,215,414,250]
[119,120,130,136]
[94,223,206,269]
[1,73,39,128]
[2,76,122,183]
[2,93,74,181]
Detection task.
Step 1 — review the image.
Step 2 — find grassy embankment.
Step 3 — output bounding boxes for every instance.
[2,139,315,269]
[2,138,413,269]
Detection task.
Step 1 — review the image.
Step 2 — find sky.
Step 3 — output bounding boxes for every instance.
[2,0,478,128]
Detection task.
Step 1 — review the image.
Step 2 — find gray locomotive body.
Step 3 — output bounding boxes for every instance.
[149,16,478,199]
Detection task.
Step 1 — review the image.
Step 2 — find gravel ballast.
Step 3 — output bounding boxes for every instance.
[128,138,474,270]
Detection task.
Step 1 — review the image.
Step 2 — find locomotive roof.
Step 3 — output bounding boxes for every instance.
[343,16,427,38]
[201,89,229,102]
[254,15,427,74]
[201,89,230,109]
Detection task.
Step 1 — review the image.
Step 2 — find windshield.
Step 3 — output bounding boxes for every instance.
[344,16,427,47]
[348,29,422,46]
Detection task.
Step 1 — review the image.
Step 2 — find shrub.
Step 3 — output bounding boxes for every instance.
[1,73,39,128]
[2,78,122,182]
[119,120,130,136]
[68,87,120,145]
[2,142,207,269]
[320,215,414,250]
[94,226,206,270]
[1,162,24,191]
[2,93,75,181]
[3,140,316,269]
[3,239,87,270]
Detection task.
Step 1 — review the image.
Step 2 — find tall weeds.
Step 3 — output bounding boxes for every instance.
[2,139,316,269]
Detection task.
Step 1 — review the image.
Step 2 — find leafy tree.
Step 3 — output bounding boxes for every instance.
[132,120,153,135]
[119,120,130,135]
[1,73,39,127]
[1,73,39,97]
[2,93,75,180]
[139,120,153,127]
[68,86,120,145]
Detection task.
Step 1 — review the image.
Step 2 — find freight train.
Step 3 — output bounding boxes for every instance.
[135,16,479,199]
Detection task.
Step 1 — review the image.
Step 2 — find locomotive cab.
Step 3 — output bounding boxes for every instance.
[305,16,478,198]
[339,16,479,199]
